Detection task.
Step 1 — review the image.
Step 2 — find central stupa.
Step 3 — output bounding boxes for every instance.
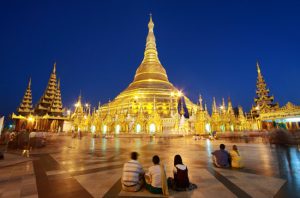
[101,15,195,116]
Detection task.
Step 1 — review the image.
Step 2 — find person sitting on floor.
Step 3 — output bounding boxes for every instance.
[229,145,243,168]
[121,152,144,192]
[212,144,230,168]
[145,155,164,194]
[168,154,190,191]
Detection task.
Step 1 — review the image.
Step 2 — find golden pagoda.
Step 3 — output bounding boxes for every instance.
[97,15,196,134]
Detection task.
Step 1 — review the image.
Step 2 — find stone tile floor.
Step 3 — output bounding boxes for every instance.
[1,135,299,197]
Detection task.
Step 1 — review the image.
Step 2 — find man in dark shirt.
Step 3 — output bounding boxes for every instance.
[212,144,230,168]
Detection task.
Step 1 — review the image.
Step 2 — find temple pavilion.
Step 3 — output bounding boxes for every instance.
[12,63,66,132]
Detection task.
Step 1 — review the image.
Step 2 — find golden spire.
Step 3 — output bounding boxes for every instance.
[17,77,33,116]
[142,13,160,64]
[53,62,56,73]
[256,60,261,74]
[212,97,217,113]
[132,14,169,83]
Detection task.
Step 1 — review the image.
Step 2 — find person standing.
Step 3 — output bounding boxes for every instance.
[122,152,145,192]
[212,144,230,168]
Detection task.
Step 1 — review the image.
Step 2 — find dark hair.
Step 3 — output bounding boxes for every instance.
[174,154,183,166]
[220,144,225,150]
[152,155,160,164]
[131,152,138,160]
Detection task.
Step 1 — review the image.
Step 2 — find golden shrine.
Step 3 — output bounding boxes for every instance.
[251,62,300,130]
[12,63,66,132]
[70,15,255,135]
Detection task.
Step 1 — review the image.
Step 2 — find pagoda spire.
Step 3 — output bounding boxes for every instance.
[227,97,235,116]
[35,62,58,115]
[212,97,217,113]
[17,78,33,116]
[142,13,160,64]
[253,61,277,112]
[49,79,63,116]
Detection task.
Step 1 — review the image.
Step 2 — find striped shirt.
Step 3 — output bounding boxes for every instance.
[122,160,144,187]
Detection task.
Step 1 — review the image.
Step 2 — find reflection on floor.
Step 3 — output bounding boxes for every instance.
[0,135,297,198]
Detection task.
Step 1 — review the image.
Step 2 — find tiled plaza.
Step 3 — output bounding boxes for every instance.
[0,135,299,198]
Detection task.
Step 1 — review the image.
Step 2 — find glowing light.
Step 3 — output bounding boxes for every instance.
[84,115,87,119]
[74,102,79,107]
[255,105,260,110]
[27,116,34,122]
[85,103,89,107]
[67,110,71,115]
[230,125,234,131]
[103,125,107,134]
[136,124,141,133]
[220,105,224,110]
[285,117,300,122]
[205,123,211,132]
[134,96,139,100]
[91,125,96,133]
[171,92,175,97]
[115,125,121,134]
[177,91,183,97]
[149,123,156,133]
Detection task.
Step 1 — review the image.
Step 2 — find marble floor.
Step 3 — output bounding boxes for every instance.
[0,135,299,198]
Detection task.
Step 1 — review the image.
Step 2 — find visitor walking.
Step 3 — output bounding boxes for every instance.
[121,152,144,192]
[229,145,243,168]
[212,144,230,168]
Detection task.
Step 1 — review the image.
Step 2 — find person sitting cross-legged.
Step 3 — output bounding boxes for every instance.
[229,145,243,168]
[145,155,164,194]
[212,144,230,168]
[168,155,190,191]
[121,152,145,192]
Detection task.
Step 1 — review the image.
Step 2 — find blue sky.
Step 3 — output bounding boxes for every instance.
[1,0,299,116]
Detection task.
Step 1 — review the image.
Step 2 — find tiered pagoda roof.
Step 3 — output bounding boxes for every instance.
[35,63,58,116]
[253,61,278,112]
[17,78,33,116]
[49,79,64,116]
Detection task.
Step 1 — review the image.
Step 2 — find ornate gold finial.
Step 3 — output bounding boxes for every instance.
[256,60,261,74]
[28,77,31,88]
[53,62,56,73]
[148,13,154,32]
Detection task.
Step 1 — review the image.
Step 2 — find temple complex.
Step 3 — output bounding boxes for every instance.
[12,63,66,132]
[68,16,253,135]
[12,16,300,134]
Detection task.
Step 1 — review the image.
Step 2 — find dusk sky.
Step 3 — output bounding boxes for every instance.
[1,0,300,117]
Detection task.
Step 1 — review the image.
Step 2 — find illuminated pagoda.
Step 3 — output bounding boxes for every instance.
[77,15,255,135]
[251,61,279,115]
[90,15,197,135]
[13,78,35,130]
[13,63,66,132]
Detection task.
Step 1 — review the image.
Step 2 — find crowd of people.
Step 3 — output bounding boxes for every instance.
[121,144,243,195]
